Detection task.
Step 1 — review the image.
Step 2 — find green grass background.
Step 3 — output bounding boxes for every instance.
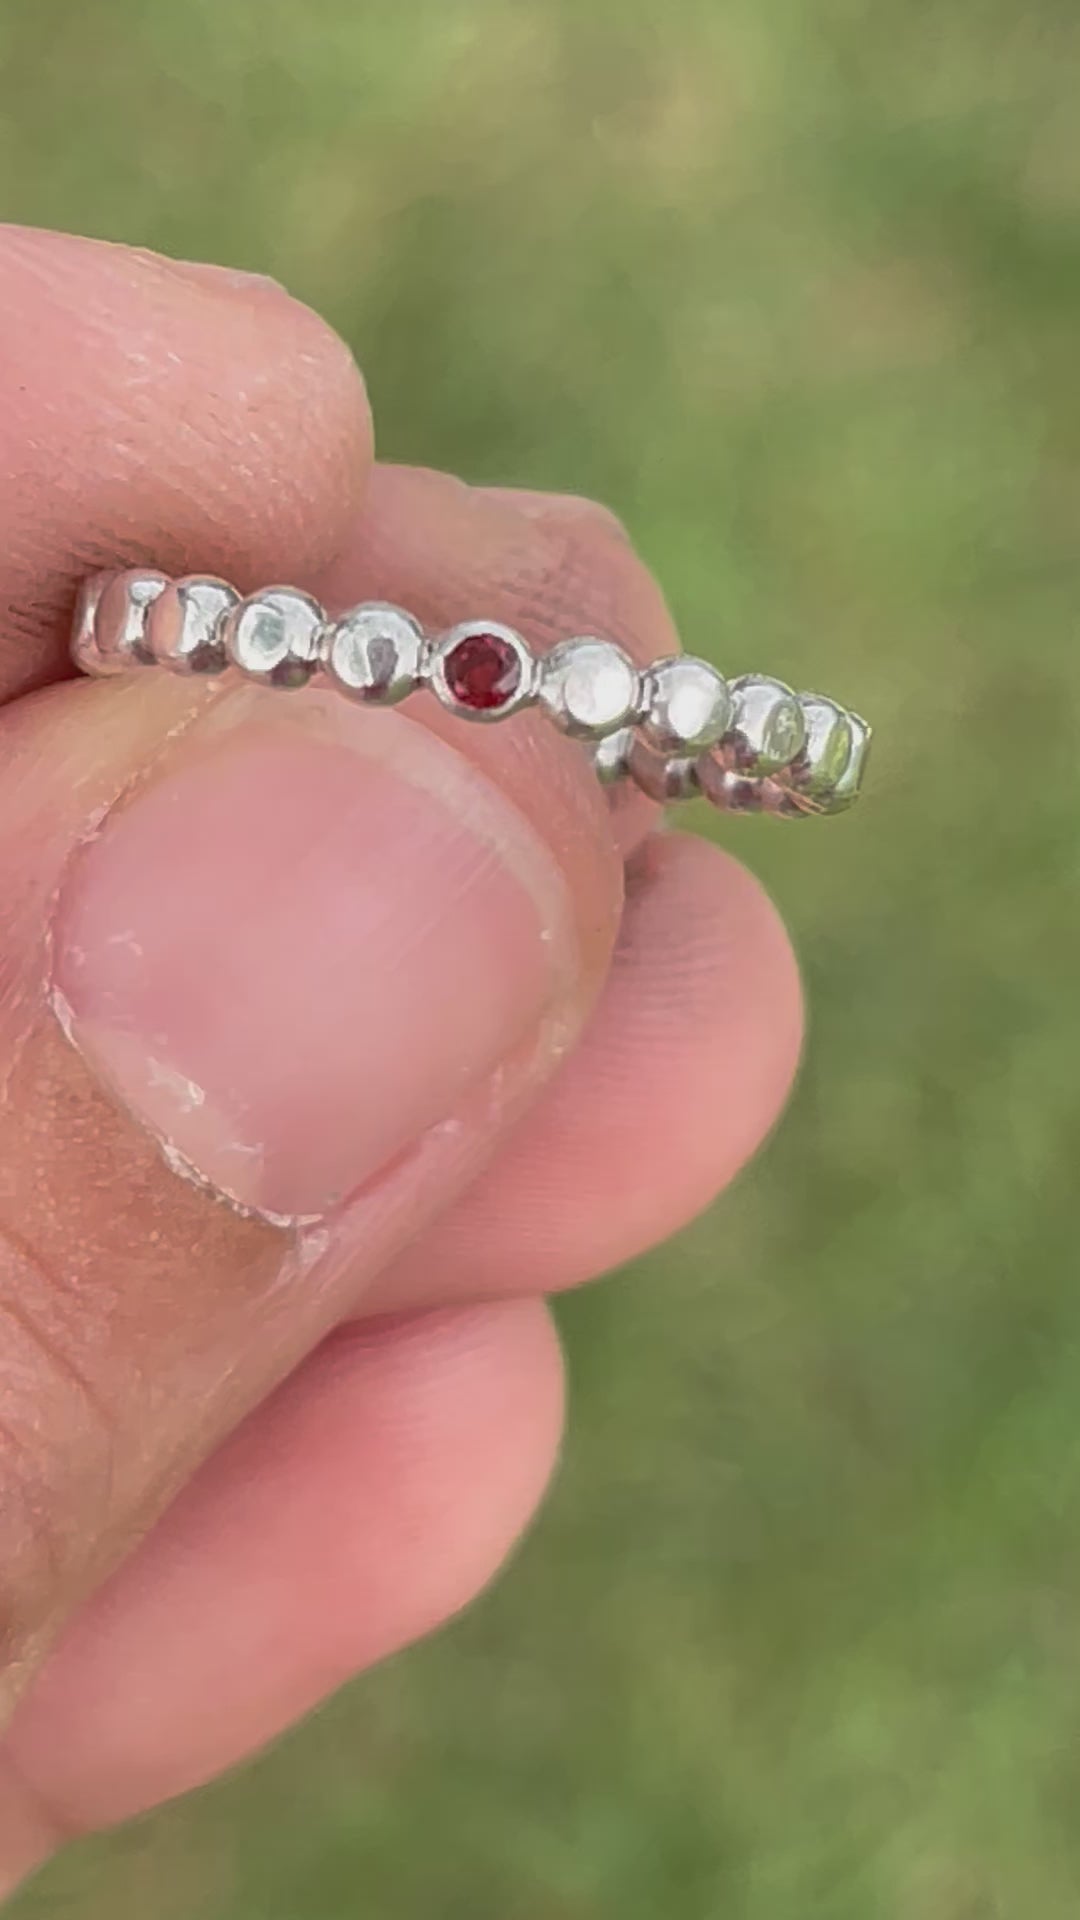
[4,0,1080,1912]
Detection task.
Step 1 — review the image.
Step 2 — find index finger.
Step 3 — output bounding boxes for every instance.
[0,226,373,700]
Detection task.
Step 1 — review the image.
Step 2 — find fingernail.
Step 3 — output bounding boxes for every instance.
[481,487,631,544]
[51,692,576,1222]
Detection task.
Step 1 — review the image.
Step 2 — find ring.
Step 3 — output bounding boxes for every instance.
[70,569,872,818]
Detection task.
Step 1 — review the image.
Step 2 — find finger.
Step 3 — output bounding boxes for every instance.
[317,463,683,857]
[0,267,630,1709]
[0,650,615,1716]
[367,833,803,1310]
[0,1301,561,1868]
[479,485,634,546]
[321,464,676,663]
[0,253,690,1727]
[0,226,372,700]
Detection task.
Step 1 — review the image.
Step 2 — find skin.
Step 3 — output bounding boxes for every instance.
[0,227,802,1895]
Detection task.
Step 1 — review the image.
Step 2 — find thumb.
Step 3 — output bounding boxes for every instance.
[0,644,617,1708]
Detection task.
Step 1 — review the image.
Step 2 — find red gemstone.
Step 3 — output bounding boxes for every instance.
[443,631,522,711]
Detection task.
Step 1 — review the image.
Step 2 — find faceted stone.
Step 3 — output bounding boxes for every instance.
[443,631,523,711]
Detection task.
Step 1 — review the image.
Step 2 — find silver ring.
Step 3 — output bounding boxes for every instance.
[70,569,872,818]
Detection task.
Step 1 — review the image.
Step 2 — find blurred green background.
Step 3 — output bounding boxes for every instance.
[5,0,1080,1912]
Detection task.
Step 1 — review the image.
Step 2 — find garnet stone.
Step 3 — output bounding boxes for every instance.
[443,630,523,712]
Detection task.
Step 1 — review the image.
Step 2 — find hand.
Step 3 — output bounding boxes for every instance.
[0,227,801,1892]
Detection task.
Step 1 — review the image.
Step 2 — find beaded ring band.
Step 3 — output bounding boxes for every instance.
[71,570,871,818]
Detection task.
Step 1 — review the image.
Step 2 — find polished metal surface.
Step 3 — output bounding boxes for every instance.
[539,637,641,739]
[321,602,424,704]
[698,759,786,814]
[791,693,853,799]
[590,728,634,786]
[639,656,731,754]
[146,576,238,675]
[627,736,702,803]
[71,573,111,677]
[821,709,872,813]
[90,567,170,673]
[222,587,324,689]
[71,569,872,819]
[721,674,808,777]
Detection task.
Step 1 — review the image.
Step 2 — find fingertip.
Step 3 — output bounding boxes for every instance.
[478,485,632,545]
[365,831,804,1308]
[622,830,804,1157]
[0,228,374,696]
[348,1296,567,1584]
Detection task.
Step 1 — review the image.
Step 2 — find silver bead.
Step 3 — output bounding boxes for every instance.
[427,621,539,721]
[92,568,171,673]
[639,656,731,754]
[539,637,641,739]
[145,575,238,675]
[67,565,871,821]
[697,760,786,815]
[70,573,113,676]
[820,710,872,814]
[720,674,807,777]
[222,587,324,689]
[787,693,853,800]
[322,602,424,704]
[589,728,634,785]
[627,736,701,803]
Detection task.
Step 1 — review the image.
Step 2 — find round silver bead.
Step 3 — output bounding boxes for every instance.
[821,710,872,814]
[589,728,633,786]
[639,656,731,754]
[627,736,702,803]
[539,637,641,740]
[322,602,424,705]
[145,575,238,675]
[222,588,324,690]
[786,693,853,800]
[720,674,807,777]
[91,568,170,673]
[697,760,787,815]
[71,573,113,676]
